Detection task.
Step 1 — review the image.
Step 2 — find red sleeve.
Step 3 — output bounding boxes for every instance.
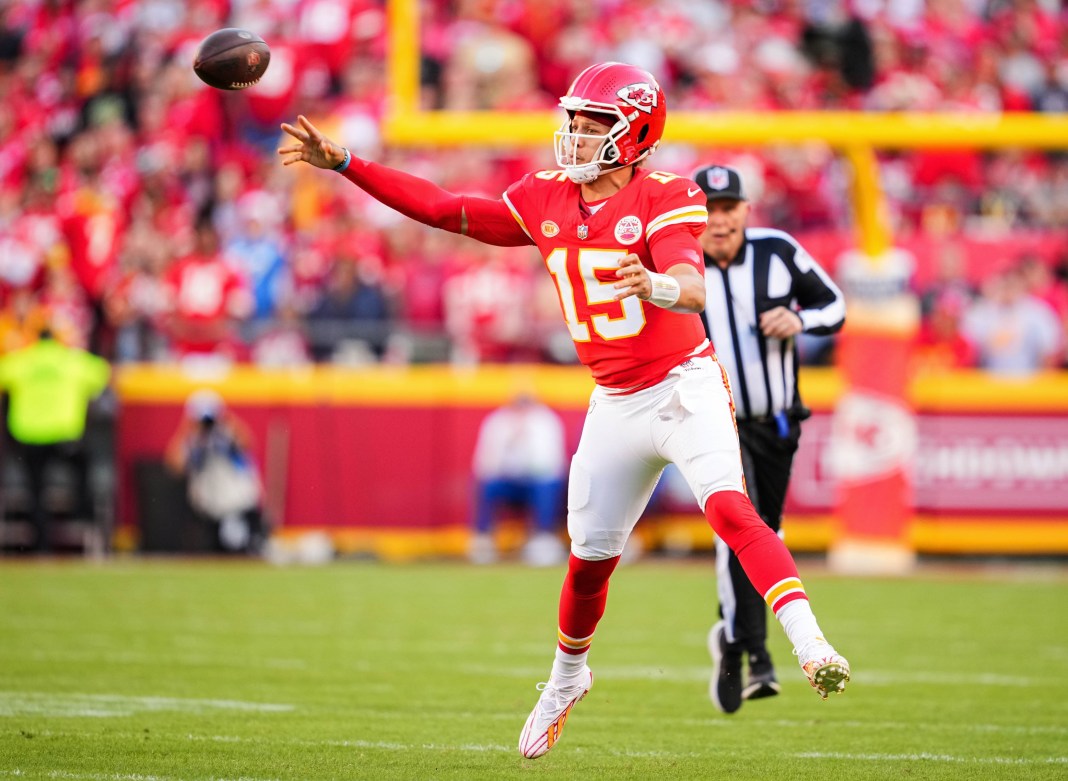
[648,227,703,275]
[341,159,532,247]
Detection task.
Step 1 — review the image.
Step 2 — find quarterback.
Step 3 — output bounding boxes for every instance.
[279,61,850,759]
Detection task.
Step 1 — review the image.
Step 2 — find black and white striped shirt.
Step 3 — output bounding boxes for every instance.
[702,228,845,422]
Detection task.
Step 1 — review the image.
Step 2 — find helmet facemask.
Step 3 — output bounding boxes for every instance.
[555,105,636,184]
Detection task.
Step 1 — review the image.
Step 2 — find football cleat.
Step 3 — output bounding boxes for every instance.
[743,649,780,701]
[795,638,850,700]
[742,667,782,701]
[518,667,592,759]
[708,620,743,714]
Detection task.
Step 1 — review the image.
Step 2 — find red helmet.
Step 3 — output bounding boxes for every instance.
[555,62,667,183]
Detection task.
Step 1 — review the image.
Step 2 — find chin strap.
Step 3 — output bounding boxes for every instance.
[563,163,602,184]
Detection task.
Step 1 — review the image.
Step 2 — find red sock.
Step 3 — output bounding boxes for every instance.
[557,554,620,654]
[705,491,808,614]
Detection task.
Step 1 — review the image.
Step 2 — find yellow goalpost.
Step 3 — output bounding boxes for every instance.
[382,0,1068,257]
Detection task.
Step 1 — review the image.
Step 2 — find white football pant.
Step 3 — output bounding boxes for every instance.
[567,355,744,560]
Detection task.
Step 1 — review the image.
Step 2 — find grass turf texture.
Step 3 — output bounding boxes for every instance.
[1,559,1066,780]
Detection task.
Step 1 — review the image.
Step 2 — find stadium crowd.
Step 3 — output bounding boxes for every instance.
[0,0,1065,370]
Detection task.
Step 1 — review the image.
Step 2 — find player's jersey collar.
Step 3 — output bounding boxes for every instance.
[578,167,645,217]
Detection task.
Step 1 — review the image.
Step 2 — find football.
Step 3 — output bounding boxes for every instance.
[192,28,270,90]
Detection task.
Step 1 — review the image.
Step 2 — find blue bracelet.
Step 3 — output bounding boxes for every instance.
[332,147,352,173]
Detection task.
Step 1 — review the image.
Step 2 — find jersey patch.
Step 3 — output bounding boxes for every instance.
[614,215,643,245]
[541,220,560,238]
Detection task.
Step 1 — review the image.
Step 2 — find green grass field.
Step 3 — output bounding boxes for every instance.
[1,557,1066,780]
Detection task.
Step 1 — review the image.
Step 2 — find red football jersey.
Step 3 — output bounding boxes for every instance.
[503,169,709,390]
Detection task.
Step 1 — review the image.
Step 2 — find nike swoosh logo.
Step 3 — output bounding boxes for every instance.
[688,187,701,197]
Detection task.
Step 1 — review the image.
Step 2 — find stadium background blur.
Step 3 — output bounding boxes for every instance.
[0,0,1066,559]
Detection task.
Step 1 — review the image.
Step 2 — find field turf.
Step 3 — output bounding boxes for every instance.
[1,557,1066,780]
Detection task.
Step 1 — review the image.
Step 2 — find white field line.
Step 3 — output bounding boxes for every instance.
[0,772,279,781]
[471,663,1054,688]
[188,736,700,759]
[18,650,310,671]
[0,693,293,718]
[797,752,1068,765]
[16,730,1067,763]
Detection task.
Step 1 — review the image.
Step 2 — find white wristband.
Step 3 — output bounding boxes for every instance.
[647,272,681,309]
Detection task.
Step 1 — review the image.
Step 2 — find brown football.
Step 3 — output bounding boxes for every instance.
[192,28,270,90]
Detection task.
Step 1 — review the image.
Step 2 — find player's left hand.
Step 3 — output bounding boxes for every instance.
[759,306,804,338]
[613,254,651,301]
[278,115,347,170]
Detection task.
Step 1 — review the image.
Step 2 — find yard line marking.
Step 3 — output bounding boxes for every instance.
[0,693,293,718]
[797,752,1068,765]
[21,650,309,671]
[768,719,1067,736]
[0,772,280,781]
[481,664,1057,688]
[857,670,1044,687]
[185,735,515,753]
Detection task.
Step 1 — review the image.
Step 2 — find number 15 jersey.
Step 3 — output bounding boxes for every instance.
[503,169,710,392]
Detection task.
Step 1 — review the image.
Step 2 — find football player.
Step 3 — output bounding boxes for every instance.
[279,61,850,759]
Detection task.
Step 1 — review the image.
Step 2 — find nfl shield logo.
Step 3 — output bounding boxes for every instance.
[577,224,589,240]
[706,167,730,191]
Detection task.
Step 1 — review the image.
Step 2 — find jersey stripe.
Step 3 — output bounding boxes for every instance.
[502,191,534,240]
[646,205,708,238]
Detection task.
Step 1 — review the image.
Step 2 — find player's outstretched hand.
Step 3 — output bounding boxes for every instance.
[278,115,346,170]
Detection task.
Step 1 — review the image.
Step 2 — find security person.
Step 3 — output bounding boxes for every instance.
[0,327,110,552]
[694,164,846,714]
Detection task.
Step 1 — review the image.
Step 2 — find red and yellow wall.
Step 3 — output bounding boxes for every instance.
[114,364,1068,558]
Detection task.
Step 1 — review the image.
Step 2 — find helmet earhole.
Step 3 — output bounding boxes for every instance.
[637,125,649,144]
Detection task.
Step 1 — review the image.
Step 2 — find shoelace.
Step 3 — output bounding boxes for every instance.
[535,677,585,707]
[792,637,832,666]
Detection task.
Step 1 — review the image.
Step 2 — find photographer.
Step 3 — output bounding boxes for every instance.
[164,389,265,554]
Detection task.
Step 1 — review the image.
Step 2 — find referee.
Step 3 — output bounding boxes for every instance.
[693,164,846,714]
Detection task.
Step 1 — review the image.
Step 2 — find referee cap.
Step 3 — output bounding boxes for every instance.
[692,164,747,201]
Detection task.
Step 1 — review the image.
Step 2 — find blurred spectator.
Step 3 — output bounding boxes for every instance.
[250,295,312,368]
[164,389,266,555]
[223,191,290,321]
[961,264,1062,375]
[0,327,110,552]
[439,0,550,111]
[1019,252,1068,366]
[39,262,93,350]
[306,254,392,362]
[914,288,977,372]
[104,215,171,362]
[443,244,536,364]
[161,217,253,362]
[917,243,977,320]
[469,391,567,566]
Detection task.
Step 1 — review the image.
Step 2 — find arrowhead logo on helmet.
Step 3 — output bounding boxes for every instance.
[618,83,658,114]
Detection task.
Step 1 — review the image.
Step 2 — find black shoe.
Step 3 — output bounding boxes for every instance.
[743,651,781,701]
[708,620,743,714]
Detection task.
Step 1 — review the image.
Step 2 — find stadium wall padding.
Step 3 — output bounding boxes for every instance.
[114,364,1068,555]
